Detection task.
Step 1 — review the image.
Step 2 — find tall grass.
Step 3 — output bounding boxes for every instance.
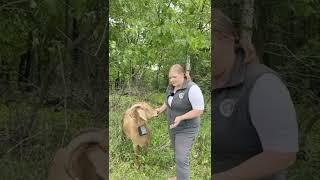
[109,92,211,179]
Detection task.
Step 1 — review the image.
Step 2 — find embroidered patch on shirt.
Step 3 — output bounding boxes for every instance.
[178,92,185,99]
[219,98,236,117]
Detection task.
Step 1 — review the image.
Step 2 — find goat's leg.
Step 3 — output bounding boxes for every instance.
[143,136,151,155]
[143,143,149,155]
[133,144,140,169]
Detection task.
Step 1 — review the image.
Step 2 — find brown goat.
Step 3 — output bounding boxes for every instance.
[122,102,158,168]
[47,128,106,180]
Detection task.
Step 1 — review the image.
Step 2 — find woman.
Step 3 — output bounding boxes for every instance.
[212,9,299,180]
[156,64,205,180]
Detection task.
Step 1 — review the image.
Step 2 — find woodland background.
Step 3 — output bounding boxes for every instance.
[0,0,107,179]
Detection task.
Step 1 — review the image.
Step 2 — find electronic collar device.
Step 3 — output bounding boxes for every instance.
[138,125,147,136]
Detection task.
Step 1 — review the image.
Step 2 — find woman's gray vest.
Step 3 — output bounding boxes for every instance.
[213,60,283,178]
[165,80,200,131]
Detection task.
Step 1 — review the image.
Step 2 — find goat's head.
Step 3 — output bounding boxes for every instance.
[130,102,158,121]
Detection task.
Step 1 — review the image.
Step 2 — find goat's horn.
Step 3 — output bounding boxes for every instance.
[64,129,106,180]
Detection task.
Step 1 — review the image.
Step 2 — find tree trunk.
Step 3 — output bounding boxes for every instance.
[252,1,264,63]
[30,30,39,91]
[65,0,70,49]
[92,56,107,119]
[156,64,161,90]
[18,49,31,92]
[241,0,255,42]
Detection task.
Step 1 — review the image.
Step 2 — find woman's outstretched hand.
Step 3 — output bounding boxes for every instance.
[155,108,161,116]
[155,103,167,116]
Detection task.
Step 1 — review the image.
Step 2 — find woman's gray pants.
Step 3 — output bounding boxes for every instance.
[169,127,199,180]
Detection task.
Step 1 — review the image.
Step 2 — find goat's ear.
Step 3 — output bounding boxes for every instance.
[136,107,147,121]
[86,146,107,179]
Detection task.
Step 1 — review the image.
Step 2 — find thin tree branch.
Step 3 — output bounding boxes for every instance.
[94,22,107,56]
[5,129,45,155]
[0,0,29,11]
[57,45,68,147]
